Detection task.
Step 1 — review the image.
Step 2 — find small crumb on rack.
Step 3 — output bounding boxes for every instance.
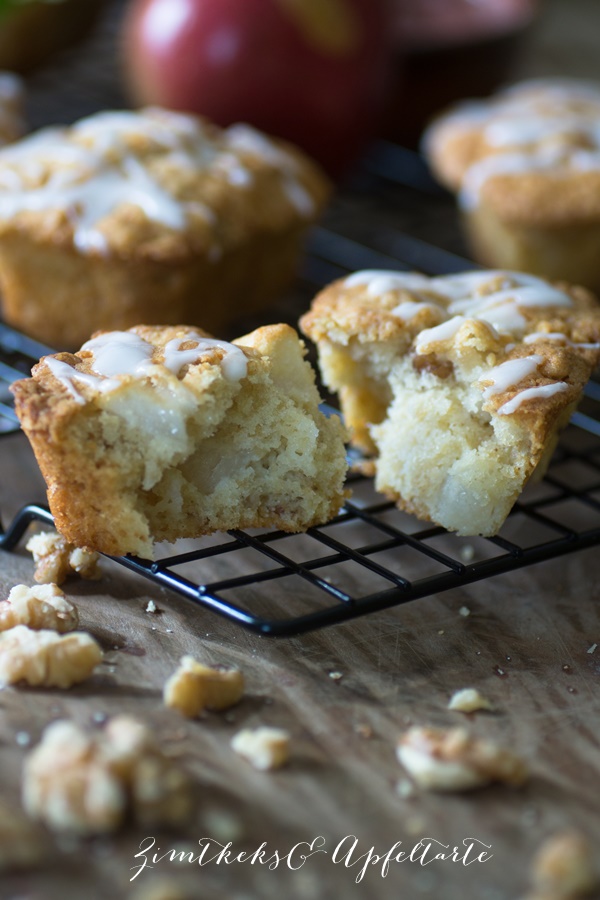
[231,726,290,771]
[459,606,471,617]
[459,545,475,563]
[448,688,494,713]
[528,831,598,899]
[0,583,79,633]
[23,716,192,835]
[0,624,102,688]
[164,656,244,718]
[26,532,100,585]
[396,726,528,792]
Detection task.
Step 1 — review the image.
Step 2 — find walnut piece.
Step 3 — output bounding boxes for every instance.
[23,716,192,835]
[164,656,245,718]
[0,624,102,688]
[26,531,101,585]
[0,799,47,872]
[231,726,290,771]
[530,831,598,899]
[448,688,494,713]
[0,583,79,633]
[396,726,528,792]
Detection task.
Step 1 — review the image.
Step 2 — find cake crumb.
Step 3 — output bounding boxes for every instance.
[396,726,528,792]
[459,606,471,617]
[459,545,475,563]
[145,600,159,614]
[231,726,290,770]
[23,716,192,835]
[528,831,598,899]
[328,670,343,681]
[448,688,494,713]
[164,656,244,718]
[587,643,597,655]
[26,532,100,585]
[0,624,102,688]
[0,583,79,633]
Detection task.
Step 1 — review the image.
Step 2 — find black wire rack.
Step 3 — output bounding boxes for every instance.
[1,145,599,636]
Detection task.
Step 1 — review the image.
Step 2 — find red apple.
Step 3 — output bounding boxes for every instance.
[121,0,390,176]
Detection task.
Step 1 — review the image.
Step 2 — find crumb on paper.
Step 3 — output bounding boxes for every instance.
[396,779,415,799]
[587,643,597,655]
[0,624,102,688]
[396,726,528,792]
[26,532,101,585]
[164,656,244,718]
[459,606,471,617]
[231,726,290,771]
[0,583,79,633]
[130,881,190,900]
[23,716,192,835]
[355,723,373,739]
[529,831,598,899]
[200,808,245,843]
[0,800,47,872]
[448,688,494,713]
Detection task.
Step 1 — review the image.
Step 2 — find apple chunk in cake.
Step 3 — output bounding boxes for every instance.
[12,323,347,558]
[300,269,600,536]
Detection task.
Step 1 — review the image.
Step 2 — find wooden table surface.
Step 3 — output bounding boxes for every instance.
[1,2,600,899]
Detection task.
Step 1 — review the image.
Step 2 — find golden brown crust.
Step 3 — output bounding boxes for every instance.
[301,268,600,535]
[0,109,330,347]
[424,79,600,227]
[13,323,348,557]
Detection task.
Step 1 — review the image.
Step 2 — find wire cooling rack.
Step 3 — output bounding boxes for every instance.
[0,145,599,636]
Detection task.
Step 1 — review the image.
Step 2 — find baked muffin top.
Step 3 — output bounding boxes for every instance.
[0,108,330,261]
[300,268,600,420]
[423,79,600,225]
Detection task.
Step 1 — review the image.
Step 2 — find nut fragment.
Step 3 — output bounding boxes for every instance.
[0,624,102,688]
[231,726,290,771]
[0,583,79,633]
[0,799,48,872]
[164,656,245,718]
[396,726,528,792]
[529,831,598,899]
[26,531,100,585]
[23,716,192,835]
[448,688,494,713]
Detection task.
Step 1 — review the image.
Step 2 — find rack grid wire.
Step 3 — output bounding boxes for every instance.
[0,145,599,636]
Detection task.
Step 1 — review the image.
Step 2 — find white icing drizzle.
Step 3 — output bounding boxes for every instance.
[345,270,433,296]
[480,355,543,399]
[414,316,467,352]
[46,330,248,401]
[161,335,248,381]
[439,78,600,208]
[523,331,600,350]
[0,109,315,253]
[391,300,445,320]
[225,123,314,216]
[497,382,570,415]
